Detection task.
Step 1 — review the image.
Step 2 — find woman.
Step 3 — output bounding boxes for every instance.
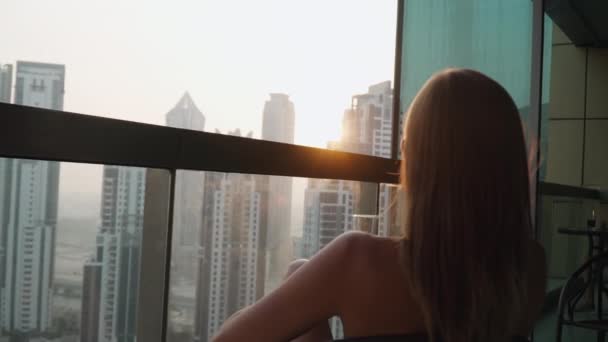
[213,69,547,342]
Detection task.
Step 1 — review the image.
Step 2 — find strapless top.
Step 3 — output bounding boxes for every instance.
[336,334,529,342]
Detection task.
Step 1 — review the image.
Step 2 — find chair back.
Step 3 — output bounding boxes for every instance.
[557,251,608,321]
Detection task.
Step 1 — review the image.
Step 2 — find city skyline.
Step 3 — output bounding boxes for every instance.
[0,57,394,342]
[1,0,396,151]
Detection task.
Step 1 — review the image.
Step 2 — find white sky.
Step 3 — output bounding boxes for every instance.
[1,0,397,229]
[2,0,396,147]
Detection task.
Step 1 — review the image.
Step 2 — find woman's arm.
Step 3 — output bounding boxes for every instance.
[213,232,360,342]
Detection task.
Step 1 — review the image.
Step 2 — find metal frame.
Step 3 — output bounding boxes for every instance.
[0,101,400,342]
[390,0,405,160]
[540,181,601,200]
[530,0,546,241]
[160,169,177,341]
[0,103,400,184]
[137,169,173,342]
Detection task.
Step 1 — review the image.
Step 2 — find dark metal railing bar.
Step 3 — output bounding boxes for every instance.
[390,0,405,161]
[539,181,601,200]
[0,103,400,184]
[160,169,177,342]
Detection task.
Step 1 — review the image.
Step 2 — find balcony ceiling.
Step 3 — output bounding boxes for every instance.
[546,0,608,47]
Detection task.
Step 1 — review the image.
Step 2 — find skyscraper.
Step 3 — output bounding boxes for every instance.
[194,130,268,342]
[166,92,205,132]
[205,173,262,336]
[0,61,64,340]
[261,93,295,293]
[0,64,12,103]
[165,92,205,283]
[80,166,145,342]
[262,93,295,144]
[339,81,397,237]
[301,179,354,258]
[340,81,393,157]
[14,61,65,110]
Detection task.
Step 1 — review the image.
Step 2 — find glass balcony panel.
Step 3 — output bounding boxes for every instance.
[166,171,378,342]
[397,0,537,156]
[0,158,169,342]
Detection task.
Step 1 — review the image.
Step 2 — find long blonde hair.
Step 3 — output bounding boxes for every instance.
[401,69,531,342]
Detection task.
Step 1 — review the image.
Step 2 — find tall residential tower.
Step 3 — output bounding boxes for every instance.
[81,166,146,342]
[165,92,206,283]
[0,61,64,340]
[261,93,295,293]
[194,130,268,342]
[0,64,13,103]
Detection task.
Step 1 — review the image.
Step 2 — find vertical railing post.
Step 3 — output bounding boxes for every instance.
[137,168,175,342]
[530,3,546,341]
[530,0,546,241]
[391,0,405,161]
[161,169,177,342]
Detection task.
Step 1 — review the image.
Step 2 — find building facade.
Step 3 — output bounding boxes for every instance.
[80,166,145,342]
[341,81,393,158]
[0,64,12,103]
[300,179,354,258]
[165,92,206,283]
[339,81,398,238]
[14,62,65,111]
[0,61,64,340]
[194,130,268,342]
[261,93,295,293]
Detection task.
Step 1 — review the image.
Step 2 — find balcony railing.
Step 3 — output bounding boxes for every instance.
[0,101,401,342]
[2,100,605,342]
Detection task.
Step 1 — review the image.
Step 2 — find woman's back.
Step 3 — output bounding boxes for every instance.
[332,232,546,340]
[213,69,547,342]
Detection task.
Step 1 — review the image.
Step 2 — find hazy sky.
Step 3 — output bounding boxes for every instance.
[3,0,396,146]
[2,0,397,228]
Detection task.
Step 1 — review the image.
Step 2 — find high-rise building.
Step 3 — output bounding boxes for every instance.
[261,93,295,293]
[165,92,205,283]
[0,61,64,340]
[0,64,12,103]
[166,92,205,131]
[206,173,261,335]
[80,166,145,342]
[262,93,295,144]
[340,81,393,157]
[339,81,397,237]
[301,178,354,258]
[194,130,268,342]
[14,61,65,111]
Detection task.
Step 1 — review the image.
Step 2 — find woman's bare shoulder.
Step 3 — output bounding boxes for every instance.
[335,231,399,255]
[329,232,402,277]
